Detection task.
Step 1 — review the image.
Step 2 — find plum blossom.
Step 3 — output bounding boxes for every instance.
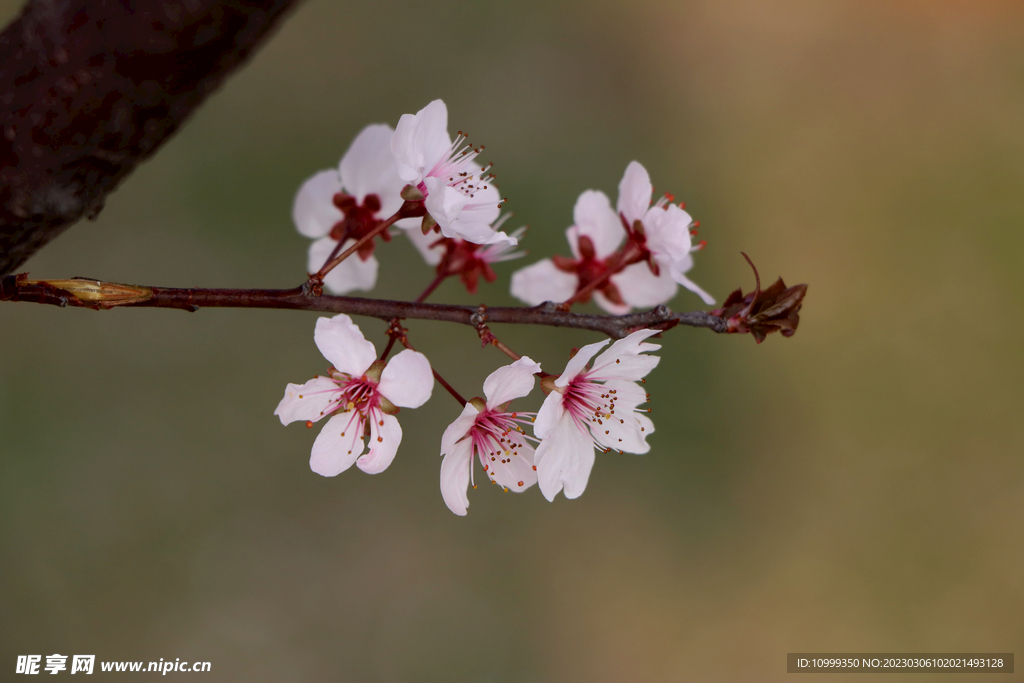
[533,329,659,501]
[510,161,713,313]
[275,314,433,476]
[391,100,515,247]
[407,217,525,294]
[293,124,406,294]
[617,161,715,306]
[439,357,541,515]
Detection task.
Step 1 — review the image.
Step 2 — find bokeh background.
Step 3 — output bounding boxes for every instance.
[2,0,1023,681]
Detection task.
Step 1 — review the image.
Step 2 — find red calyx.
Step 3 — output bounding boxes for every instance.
[329,192,392,260]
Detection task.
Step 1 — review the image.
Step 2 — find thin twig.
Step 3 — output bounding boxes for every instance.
[1,276,728,338]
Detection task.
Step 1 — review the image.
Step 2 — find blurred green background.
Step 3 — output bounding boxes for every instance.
[2,0,1023,681]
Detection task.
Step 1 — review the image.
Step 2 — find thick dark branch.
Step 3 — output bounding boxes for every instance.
[0,276,728,338]
[0,0,301,275]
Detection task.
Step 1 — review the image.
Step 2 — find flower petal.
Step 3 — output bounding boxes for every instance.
[535,412,596,501]
[481,440,537,493]
[616,161,653,225]
[378,349,433,408]
[339,124,404,216]
[555,338,610,388]
[293,170,342,238]
[593,290,632,315]
[533,389,565,440]
[483,356,542,408]
[313,314,377,377]
[510,259,578,306]
[404,226,446,266]
[588,328,661,381]
[274,376,339,425]
[611,261,678,308]
[357,413,402,474]
[670,254,716,305]
[643,203,693,264]
[440,437,474,516]
[309,237,379,295]
[572,189,623,258]
[392,99,451,183]
[590,379,654,454]
[441,402,480,456]
[310,411,363,476]
[423,177,469,227]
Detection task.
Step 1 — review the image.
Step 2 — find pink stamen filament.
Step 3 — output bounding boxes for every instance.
[468,410,537,485]
[561,374,626,450]
[319,375,386,453]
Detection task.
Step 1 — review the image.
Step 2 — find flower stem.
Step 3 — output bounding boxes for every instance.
[415,270,448,304]
[396,332,467,405]
[312,200,425,284]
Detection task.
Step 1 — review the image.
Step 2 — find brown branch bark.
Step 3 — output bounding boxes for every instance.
[0,0,302,276]
[0,275,729,338]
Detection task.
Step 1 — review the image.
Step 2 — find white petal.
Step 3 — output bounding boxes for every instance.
[274,376,339,425]
[404,226,446,266]
[392,99,451,183]
[590,379,654,454]
[313,314,377,377]
[310,411,363,476]
[483,356,542,408]
[533,390,565,440]
[572,190,624,258]
[309,237,379,295]
[535,413,596,501]
[616,161,653,225]
[440,438,473,516]
[612,262,678,308]
[588,328,661,381]
[423,177,469,228]
[555,338,610,387]
[378,349,433,408]
[356,413,402,474]
[481,439,537,493]
[440,402,481,456]
[293,170,342,238]
[643,203,692,264]
[593,290,632,315]
[510,259,578,306]
[670,254,716,305]
[339,124,404,217]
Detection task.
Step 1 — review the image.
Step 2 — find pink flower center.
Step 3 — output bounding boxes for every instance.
[324,374,386,454]
[561,374,621,446]
[469,409,535,484]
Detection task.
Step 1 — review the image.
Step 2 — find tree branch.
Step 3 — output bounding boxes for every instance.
[0,0,302,276]
[0,275,729,338]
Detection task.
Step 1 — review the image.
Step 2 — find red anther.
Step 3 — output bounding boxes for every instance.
[305,420,313,428]
[692,220,701,228]
[690,228,699,236]
[664,192,675,202]
[695,240,707,250]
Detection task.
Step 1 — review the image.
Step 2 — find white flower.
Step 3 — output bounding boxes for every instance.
[275,314,433,476]
[293,124,406,294]
[510,162,714,312]
[439,357,541,515]
[617,161,715,305]
[533,329,659,501]
[391,100,515,247]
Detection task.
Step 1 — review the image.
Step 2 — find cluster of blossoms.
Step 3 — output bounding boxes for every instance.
[278,99,716,515]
